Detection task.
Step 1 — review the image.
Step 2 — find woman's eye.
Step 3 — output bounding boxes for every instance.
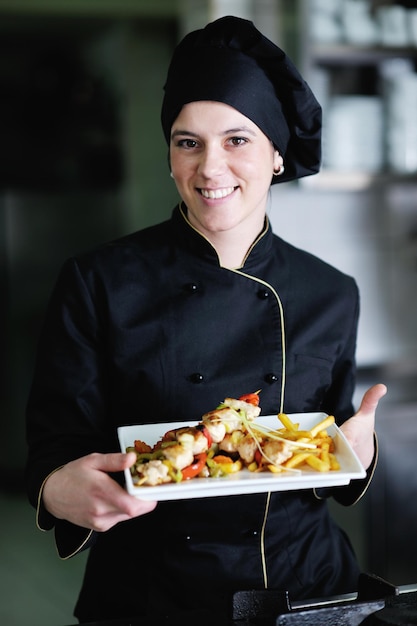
[177,138,198,149]
[229,137,248,146]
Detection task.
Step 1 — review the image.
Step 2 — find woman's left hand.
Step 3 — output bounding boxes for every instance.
[340,383,387,470]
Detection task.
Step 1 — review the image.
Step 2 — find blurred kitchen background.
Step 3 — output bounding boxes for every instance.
[1,0,417,624]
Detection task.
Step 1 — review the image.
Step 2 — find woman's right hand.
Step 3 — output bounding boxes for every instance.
[42,452,157,532]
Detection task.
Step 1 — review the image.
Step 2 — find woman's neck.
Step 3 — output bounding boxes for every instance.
[207,220,267,269]
[180,203,267,269]
[213,234,254,269]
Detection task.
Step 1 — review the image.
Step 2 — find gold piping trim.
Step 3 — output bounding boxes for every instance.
[230,269,286,414]
[239,216,270,268]
[260,491,271,588]
[230,269,287,589]
[58,529,95,561]
[36,466,94,560]
[36,466,65,531]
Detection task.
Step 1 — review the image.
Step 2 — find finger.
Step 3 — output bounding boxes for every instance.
[89,451,137,473]
[88,461,157,520]
[357,383,387,416]
[100,478,158,520]
[120,451,137,468]
[94,498,158,532]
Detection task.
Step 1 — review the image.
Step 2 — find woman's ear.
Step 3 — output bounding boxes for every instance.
[273,150,283,171]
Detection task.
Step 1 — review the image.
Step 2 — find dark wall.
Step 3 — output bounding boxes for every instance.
[0,15,177,488]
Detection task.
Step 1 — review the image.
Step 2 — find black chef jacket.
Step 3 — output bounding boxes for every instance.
[26,205,371,622]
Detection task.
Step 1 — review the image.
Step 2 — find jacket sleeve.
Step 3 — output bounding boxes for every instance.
[320,278,360,423]
[25,257,112,557]
[315,283,379,506]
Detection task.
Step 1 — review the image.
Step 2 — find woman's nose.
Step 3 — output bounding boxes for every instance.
[198,145,225,177]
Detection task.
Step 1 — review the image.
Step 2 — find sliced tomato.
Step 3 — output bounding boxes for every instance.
[239,391,260,406]
[196,424,213,449]
[255,449,264,466]
[181,453,207,481]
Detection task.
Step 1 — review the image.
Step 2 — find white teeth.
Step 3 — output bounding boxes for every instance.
[200,187,235,199]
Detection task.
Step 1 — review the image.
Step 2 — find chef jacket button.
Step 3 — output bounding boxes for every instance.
[189,372,204,384]
[264,373,278,384]
[257,288,269,299]
[184,282,199,293]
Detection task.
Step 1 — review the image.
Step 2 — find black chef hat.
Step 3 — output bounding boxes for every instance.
[161,15,322,184]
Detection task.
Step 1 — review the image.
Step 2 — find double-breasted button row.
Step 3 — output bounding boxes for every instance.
[182,284,271,299]
[183,282,277,385]
[188,372,279,384]
[184,530,259,541]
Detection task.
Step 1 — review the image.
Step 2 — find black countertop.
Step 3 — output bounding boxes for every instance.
[65,589,289,626]
[66,613,259,626]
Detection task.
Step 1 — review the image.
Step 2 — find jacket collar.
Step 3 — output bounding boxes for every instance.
[172,203,273,269]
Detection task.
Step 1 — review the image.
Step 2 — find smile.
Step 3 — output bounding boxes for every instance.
[199,187,236,199]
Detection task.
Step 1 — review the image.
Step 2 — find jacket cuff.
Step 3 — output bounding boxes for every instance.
[314,432,378,506]
[54,520,96,560]
[35,467,96,559]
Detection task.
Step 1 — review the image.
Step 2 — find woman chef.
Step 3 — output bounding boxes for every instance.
[25,15,386,623]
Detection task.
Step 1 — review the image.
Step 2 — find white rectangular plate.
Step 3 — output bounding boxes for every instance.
[117,413,366,501]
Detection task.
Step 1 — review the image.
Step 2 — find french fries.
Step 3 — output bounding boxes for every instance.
[277,412,299,432]
[309,415,337,438]
[276,413,340,473]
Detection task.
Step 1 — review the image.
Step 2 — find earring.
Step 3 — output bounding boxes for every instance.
[170,172,174,179]
[273,164,285,176]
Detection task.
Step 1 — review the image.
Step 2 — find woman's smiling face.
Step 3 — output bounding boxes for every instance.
[170,100,281,240]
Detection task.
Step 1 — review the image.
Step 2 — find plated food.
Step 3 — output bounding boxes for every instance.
[124,393,342,488]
